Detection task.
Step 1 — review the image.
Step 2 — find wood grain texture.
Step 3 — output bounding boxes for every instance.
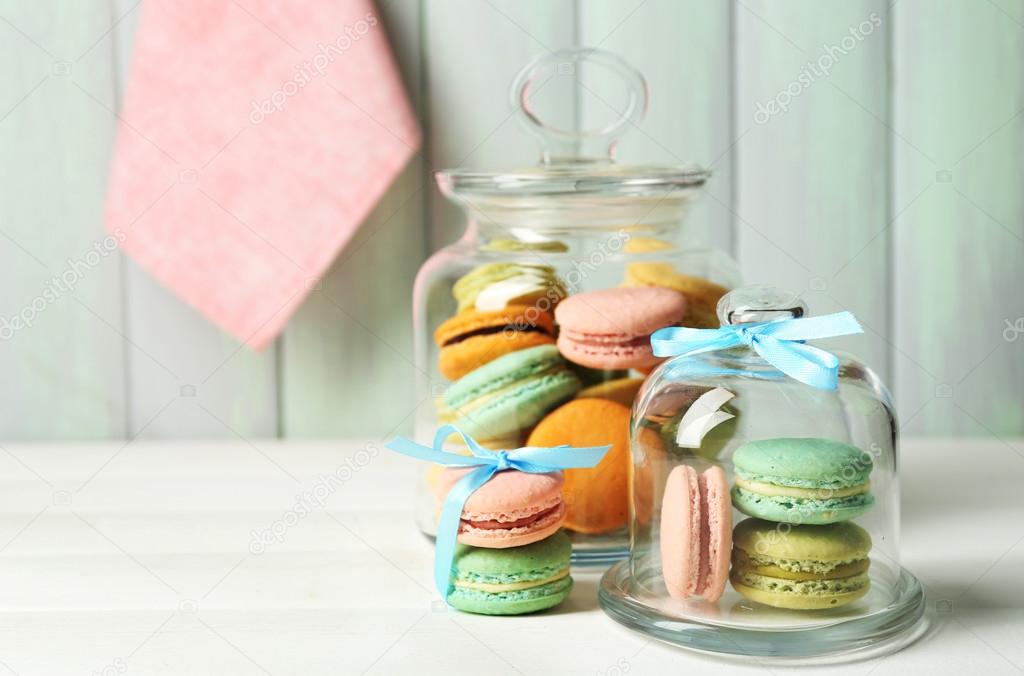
[279,0,426,438]
[423,0,579,249]
[0,1,128,439]
[0,438,1020,673]
[893,0,1024,436]
[734,0,892,379]
[577,0,734,253]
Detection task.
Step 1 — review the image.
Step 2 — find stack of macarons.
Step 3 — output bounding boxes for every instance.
[433,260,690,538]
[726,438,875,610]
[434,465,574,614]
[530,286,687,535]
[434,262,576,448]
[657,437,876,610]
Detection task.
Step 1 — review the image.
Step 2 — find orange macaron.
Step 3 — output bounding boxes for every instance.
[434,305,555,380]
[526,398,631,534]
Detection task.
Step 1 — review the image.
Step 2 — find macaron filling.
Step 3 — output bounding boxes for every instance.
[441,323,550,347]
[459,501,566,538]
[733,549,871,579]
[560,331,652,347]
[474,275,558,312]
[453,263,566,313]
[730,570,870,596]
[695,471,712,595]
[732,486,875,513]
[735,476,870,499]
[735,470,871,491]
[453,567,569,592]
[462,500,563,531]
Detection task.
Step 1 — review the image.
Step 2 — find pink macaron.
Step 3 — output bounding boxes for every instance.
[434,467,566,548]
[660,465,732,602]
[554,287,686,369]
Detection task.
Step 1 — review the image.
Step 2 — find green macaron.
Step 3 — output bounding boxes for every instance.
[730,438,874,525]
[444,345,580,442]
[447,531,573,615]
[730,518,872,610]
[452,262,567,313]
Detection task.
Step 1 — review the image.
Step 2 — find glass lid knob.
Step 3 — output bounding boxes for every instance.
[718,285,808,325]
[510,47,648,163]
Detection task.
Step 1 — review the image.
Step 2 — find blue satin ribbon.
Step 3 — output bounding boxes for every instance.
[650,312,863,390]
[385,424,610,598]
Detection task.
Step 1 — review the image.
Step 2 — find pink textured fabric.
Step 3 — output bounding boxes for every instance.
[105,0,420,349]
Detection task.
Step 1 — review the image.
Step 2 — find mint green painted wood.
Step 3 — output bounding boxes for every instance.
[577,0,733,253]
[279,0,426,437]
[893,0,1024,436]
[1,1,1022,441]
[0,2,127,439]
[734,1,891,379]
[424,0,579,250]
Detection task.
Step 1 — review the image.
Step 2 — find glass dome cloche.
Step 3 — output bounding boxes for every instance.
[599,285,925,658]
[412,47,741,564]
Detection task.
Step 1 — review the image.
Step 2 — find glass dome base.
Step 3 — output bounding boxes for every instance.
[598,560,925,661]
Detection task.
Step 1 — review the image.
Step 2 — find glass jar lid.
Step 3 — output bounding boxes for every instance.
[436,48,709,215]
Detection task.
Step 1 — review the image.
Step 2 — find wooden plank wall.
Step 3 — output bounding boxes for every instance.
[893,0,1024,436]
[0,0,1021,440]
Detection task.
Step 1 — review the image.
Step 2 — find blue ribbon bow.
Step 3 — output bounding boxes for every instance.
[650,311,863,390]
[386,424,610,599]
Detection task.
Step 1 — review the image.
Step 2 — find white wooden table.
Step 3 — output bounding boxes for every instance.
[0,439,1021,675]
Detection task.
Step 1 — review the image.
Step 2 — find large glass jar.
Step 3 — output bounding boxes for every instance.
[413,48,741,564]
[599,286,925,656]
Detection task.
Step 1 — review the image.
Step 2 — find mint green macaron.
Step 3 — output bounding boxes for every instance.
[731,438,874,525]
[444,345,580,442]
[447,531,573,615]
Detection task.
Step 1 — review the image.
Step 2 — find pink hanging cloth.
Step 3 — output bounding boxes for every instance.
[105,0,420,349]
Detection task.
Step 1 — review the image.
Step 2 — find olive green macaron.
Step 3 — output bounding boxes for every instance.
[453,262,567,314]
[730,518,872,610]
